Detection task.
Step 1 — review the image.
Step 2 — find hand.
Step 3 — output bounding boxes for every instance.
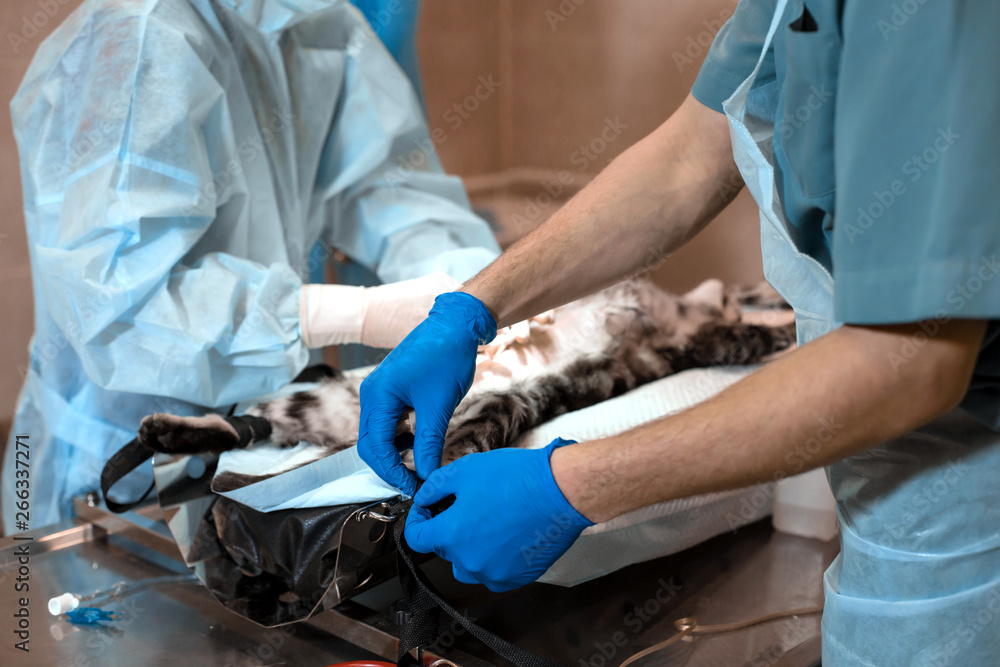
[360,273,460,349]
[357,291,497,496]
[299,273,460,349]
[405,438,593,592]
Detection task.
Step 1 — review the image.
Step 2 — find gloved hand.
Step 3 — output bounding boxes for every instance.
[300,272,460,349]
[357,291,497,496]
[405,438,593,592]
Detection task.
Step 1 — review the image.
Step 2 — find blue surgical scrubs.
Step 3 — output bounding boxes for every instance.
[692,2,1000,664]
[351,0,424,102]
[693,0,1000,428]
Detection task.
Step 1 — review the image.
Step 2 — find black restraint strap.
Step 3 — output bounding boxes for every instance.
[100,438,156,514]
[101,414,266,514]
[293,363,340,384]
[224,414,272,445]
[99,364,331,514]
[390,501,562,667]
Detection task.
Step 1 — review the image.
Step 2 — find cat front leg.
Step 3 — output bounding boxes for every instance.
[683,320,797,368]
[727,281,791,309]
[137,413,272,454]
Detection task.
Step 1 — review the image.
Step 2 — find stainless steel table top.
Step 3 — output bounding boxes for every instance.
[416,519,836,666]
[1,510,836,667]
[1,520,378,667]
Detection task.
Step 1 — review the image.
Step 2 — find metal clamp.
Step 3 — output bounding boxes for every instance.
[356,503,398,523]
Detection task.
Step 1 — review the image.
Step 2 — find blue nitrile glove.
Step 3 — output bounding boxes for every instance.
[405,438,593,592]
[357,291,497,497]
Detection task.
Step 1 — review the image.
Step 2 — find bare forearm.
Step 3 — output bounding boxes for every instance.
[463,95,741,327]
[553,320,987,523]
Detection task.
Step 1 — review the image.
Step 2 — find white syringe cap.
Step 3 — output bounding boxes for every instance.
[48,593,80,616]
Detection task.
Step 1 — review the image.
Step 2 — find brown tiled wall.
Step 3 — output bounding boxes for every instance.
[0,0,761,425]
[419,0,764,293]
[418,1,505,176]
[421,0,747,174]
[0,0,88,428]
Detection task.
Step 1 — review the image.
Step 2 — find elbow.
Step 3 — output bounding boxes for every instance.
[924,357,977,420]
[843,319,987,429]
[880,350,976,436]
[893,320,987,422]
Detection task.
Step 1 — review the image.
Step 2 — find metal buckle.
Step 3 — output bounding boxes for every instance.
[321,499,403,608]
[356,504,398,523]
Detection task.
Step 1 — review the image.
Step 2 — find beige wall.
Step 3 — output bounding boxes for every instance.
[0,0,89,436]
[418,0,762,293]
[0,0,760,427]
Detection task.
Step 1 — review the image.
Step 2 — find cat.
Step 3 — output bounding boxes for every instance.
[137,278,795,492]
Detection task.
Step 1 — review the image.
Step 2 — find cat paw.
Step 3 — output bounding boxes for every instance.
[138,413,241,454]
[439,442,476,466]
[729,282,790,309]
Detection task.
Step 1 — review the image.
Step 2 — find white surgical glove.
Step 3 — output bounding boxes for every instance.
[300,272,461,349]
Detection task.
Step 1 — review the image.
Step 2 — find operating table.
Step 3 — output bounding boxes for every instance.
[0,492,835,666]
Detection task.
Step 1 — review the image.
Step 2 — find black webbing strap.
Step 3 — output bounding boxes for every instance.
[390,501,562,667]
[292,363,340,383]
[100,438,156,514]
[223,414,272,444]
[99,364,330,514]
[100,413,270,513]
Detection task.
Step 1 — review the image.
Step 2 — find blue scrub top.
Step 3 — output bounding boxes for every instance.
[350,0,424,102]
[692,0,1000,428]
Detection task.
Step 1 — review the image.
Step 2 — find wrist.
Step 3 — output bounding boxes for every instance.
[550,440,622,524]
[432,291,498,345]
[460,284,501,325]
[300,284,365,347]
[540,443,593,529]
[550,445,590,523]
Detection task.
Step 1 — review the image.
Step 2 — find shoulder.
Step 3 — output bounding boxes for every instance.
[12,0,214,123]
[15,0,208,95]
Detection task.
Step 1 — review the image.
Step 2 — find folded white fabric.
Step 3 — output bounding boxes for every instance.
[216,443,401,511]
[515,365,775,585]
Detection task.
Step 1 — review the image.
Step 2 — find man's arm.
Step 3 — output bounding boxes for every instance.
[357,94,744,493]
[552,319,988,522]
[464,93,742,327]
[404,318,987,592]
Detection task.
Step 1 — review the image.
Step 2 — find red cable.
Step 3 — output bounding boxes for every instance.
[324,662,396,667]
